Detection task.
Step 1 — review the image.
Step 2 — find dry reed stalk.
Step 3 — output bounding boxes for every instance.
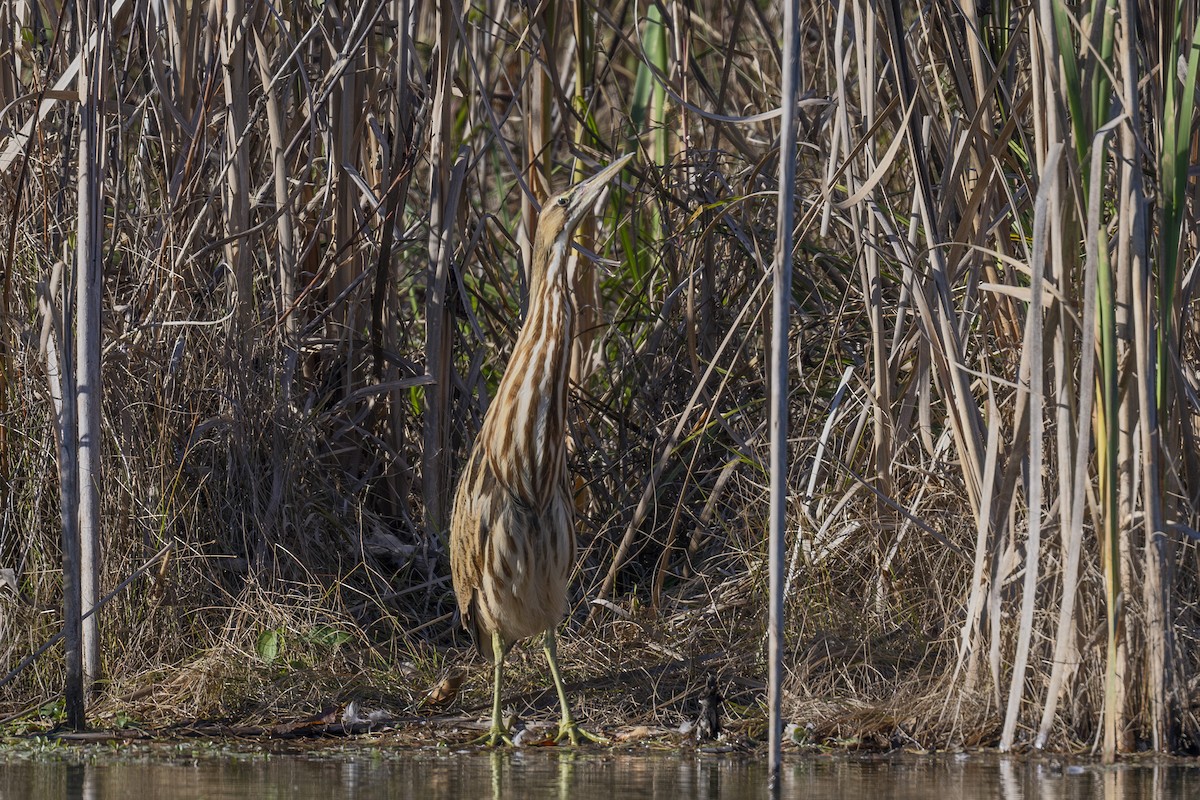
[252,18,297,344]
[769,0,801,777]
[999,142,1058,751]
[218,0,252,338]
[420,0,460,540]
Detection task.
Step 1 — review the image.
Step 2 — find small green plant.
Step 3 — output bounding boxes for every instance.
[302,625,352,650]
[255,629,283,664]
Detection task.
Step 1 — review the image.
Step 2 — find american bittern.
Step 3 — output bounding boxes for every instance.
[450,153,633,746]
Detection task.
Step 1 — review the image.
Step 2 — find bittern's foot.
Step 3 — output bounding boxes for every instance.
[554,720,608,746]
[470,724,514,747]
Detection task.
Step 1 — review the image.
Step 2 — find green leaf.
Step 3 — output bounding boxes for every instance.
[256,629,282,663]
[630,3,666,136]
[305,625,352,649]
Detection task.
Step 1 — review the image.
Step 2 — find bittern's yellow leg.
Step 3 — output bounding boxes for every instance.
[473,630,513,746]
[544,629,607,745]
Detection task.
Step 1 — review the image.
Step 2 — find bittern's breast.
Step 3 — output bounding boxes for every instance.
[478,484,575,647]
[450,448,576,655]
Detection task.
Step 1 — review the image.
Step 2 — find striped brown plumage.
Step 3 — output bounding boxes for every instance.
[449,154,632,745]
[450,214,576,660]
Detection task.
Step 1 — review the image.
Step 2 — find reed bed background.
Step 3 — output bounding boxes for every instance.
[1,0,1199,757]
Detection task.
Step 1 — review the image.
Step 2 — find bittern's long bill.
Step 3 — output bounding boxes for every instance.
[449,153,633,746]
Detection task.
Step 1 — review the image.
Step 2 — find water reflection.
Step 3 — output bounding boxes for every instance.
[64,764,96,800]
[3,748,1200,800]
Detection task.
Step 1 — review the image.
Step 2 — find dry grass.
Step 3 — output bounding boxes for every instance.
[1,0,1198,755]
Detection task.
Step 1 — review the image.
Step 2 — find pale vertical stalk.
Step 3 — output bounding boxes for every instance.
[1032,6,1089,743]
[252,23,296,344]
[219,0,251,337]
[57,249,83,729]
[422,0,458,538]
[1113,19,1138,737]
[63,0,106,724]
[1115,213,1139,754]
[1030,2,1056,195]
[1098,181,1124,759]
[75,0,106,694]
[768,0,800,783]
[39,264,66,422]
[569,0,597,384]
[1089,4,1130,756]
[1035,136,1102,748]
[985,501,1008,704]
[1078,0,1122,760]
[521,1,554,292]
[948,382,1002,701]
[1037,149,1086,753]
[1029,0,1080,751]
[999,144,1059,751]
[1125,18,1170,739]
[161,0,204,160]
[331,5,360,336]
[850,0,893,607]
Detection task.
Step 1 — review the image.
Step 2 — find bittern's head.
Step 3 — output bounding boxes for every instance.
[538,153,635,251]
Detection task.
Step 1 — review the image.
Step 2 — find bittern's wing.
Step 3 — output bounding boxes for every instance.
[448,447,497,660]
[449,449,485,612]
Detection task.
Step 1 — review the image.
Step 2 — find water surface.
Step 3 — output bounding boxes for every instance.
[3,744,1198,799]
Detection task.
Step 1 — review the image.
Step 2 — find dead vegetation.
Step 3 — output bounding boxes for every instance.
[1,0,1199,756]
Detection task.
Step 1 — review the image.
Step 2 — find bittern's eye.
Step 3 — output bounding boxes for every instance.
[557,196,568,208]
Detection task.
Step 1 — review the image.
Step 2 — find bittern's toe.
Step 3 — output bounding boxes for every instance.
[554,721,608,746]
[470,724,515,747]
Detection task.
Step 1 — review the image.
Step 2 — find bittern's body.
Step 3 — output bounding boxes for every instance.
[450,155,632,746]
